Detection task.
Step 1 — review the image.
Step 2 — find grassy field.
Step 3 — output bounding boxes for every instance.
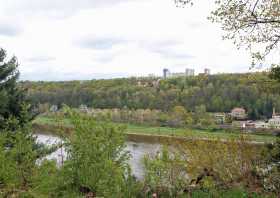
[33,116,278,143]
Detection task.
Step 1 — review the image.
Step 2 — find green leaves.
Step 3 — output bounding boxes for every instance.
[0,48,29,130]
[0,124,37,196]
[209,0,280,70]
[143,146,188,197]
[60,109,135,197]
[269,64,280,82]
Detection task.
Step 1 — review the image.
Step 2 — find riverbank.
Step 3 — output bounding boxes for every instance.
[33,116,278,143]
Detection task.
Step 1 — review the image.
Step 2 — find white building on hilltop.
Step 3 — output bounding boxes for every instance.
[163,68,195,78]
[185,68,195,76]
[204,68,210,75]
[163,68,171,78]
[268,108,280,129]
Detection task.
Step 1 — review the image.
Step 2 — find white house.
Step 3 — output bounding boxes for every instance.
[254,121,269,129]
[231,107,247,120]
[268,116,280,129]
[79,104,89,113]
[268,108,280,129]
[50,105,58,112]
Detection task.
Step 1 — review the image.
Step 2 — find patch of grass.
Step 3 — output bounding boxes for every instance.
[34,116,72,127]
[33,116,278,143]
[125,124,277,143]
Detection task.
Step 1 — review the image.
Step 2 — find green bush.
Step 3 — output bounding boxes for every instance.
[143,146,188,197]
[56,108,140,197]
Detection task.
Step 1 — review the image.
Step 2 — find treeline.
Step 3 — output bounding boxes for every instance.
[47,105,216,128]
[22,72,280,120]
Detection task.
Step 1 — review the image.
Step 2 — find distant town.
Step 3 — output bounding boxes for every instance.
[215,107,280,131]
[163,68,210,79]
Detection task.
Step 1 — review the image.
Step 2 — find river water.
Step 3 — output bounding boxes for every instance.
[36,133,161,179]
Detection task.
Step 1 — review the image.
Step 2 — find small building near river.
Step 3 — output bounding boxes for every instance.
[230,107,247,120]
[268,108,280,129]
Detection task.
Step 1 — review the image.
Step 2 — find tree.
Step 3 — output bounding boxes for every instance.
[0,119,37,196]
[0,49,53,196]
[169,106,192,127]
[177,137,262,190]
[0,48,29,129]
[177,0,280,81]
[270,65,280,82]
[60,108,137,197]
[143,146,188,197]
[209,1,280,67]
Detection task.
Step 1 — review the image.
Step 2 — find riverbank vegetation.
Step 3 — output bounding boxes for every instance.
[3,109,280,197]
[33,114,278,143]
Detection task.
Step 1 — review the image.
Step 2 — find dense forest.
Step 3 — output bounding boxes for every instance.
[22,72,280,120]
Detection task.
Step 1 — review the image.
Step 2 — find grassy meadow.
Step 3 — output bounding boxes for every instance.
[33,115,278,143]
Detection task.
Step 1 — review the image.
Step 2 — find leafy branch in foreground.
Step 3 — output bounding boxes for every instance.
[175,0,280,80]
[209,0,280,68]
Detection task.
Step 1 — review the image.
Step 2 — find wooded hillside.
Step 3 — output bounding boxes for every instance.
[22,72,280,120]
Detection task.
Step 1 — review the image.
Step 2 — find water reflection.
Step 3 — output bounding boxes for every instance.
[36,133,161,179]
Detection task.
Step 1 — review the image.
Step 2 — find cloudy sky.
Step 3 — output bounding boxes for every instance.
[0,0,258,81]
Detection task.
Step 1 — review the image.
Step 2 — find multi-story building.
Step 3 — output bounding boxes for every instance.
[185,68,195,76]
[163,68,195,78]
[170,72,186,78]
[163,68,170,79]
[204,68,210,75]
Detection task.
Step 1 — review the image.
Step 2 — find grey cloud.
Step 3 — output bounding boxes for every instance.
[78,37,126,50]
[139,40,180,50]
[26,56,56,63]
[2,0,138,19]
[153,48,194,59]
[0,23,22,37]
[140,40,194,60]
[20,69,128,81]
[94,55,116,63]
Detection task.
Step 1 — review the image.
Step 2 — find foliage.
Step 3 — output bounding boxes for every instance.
[0,118,37,197]
[188,188,271,198]
[143,146,188,197]
[269,65,280,82]
[209,0,280,69]
[24,73,280,120]
[177,136,262,188]
[258,139,280,194]
[177,0,280,80]
[141,139,274,197]
[264,139,280,167]
[56,108,139,197]
[0,48,30,130]
[34,115,278,143]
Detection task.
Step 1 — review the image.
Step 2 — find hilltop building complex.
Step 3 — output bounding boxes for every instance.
[163,68,196,79]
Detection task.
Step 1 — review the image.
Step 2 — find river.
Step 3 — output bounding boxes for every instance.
[36,133,161,180]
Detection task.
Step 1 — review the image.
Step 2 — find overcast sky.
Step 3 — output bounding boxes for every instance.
[0,0,259,81]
